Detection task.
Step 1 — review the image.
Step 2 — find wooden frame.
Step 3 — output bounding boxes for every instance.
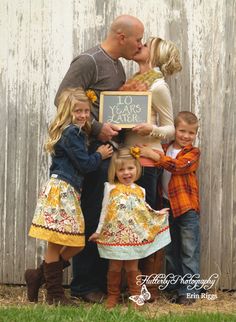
[99,91,152,128]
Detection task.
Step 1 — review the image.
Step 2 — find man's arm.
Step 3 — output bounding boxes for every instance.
[55,54,121,141]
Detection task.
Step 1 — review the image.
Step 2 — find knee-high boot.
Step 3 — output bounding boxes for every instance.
[105,271,121,309]
[24,256,70,302]
[43,259,76,306]
[126,270,142,309]
[140,249,164,302]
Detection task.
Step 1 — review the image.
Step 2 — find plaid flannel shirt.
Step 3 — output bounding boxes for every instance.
[156,143,200,218]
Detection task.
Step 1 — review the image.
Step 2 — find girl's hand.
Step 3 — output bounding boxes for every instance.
[88,233,100,242]
[140,146,161,161]
[132,123,153,136]
[96,144,113,160]
[157,208,170,215]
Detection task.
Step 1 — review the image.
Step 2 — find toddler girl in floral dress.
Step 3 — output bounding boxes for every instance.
[89,147,170,308]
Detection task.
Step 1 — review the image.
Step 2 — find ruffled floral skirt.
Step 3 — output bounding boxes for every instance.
[97,183,170,260]
[29,177,85,246]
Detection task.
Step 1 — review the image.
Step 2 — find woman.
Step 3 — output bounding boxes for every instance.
[120,37,182,302]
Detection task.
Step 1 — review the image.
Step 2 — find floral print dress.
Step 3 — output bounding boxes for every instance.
[29,176,85,247]
[96,182,170,260]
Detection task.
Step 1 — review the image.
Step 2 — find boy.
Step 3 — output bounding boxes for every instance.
[140,111,200,305]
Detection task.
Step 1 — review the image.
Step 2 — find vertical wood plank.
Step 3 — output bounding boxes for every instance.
[221,0,236,290]
[0,0,8,284]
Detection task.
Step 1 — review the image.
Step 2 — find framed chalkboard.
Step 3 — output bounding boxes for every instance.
[99,91,152,128]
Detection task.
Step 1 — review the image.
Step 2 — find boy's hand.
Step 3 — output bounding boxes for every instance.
[140,146,161,161]
[96,144,113,160]
[88,233,100,242]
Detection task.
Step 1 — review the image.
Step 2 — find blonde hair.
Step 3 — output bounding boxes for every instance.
[148,37,182,77]
[108,147,142,184]
[174,111,199,130]
[44,87,91,154]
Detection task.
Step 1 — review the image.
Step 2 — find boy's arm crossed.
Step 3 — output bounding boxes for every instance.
[157,148,200,174]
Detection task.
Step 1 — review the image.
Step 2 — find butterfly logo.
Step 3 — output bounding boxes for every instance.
[129,284,151,306]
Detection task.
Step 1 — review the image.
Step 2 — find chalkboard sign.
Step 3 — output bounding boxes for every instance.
[99,91,152,128]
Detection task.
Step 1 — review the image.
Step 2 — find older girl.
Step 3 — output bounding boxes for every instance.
[25,88,113,305]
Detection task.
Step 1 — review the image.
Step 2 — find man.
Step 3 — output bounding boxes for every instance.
[55,15,144,303]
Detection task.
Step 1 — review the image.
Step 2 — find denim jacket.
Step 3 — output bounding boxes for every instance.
[50,124,102,192]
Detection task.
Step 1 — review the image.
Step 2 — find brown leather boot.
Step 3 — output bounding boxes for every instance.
[24,262,44,302]
[24,256,70,302]
[126,270,142,309]
[140,249,164,302]
[105,271,121,309]
[43,260,76,306]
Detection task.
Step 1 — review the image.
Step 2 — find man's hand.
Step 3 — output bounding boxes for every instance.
[98,123,121,142]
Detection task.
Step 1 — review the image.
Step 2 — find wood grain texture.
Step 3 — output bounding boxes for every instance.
[0,0,235,289]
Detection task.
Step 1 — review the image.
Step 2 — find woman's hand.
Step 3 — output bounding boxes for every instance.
[88,233,100,242]
[96,144,113,160]
[132,123,153,136]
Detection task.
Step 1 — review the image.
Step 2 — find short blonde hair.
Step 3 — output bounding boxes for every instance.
[108,147,142,184]
[45,87,91,154]
[148,37,182,76]
[174,111,199,130]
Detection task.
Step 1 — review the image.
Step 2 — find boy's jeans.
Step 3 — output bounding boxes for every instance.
[163,198,200,296]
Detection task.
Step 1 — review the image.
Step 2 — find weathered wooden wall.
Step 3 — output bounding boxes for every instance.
[0,0,235,289]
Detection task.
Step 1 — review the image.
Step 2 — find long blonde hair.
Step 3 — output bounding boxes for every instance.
[44,87,91,154]
[108,147,142,184]
[148,37,182,76]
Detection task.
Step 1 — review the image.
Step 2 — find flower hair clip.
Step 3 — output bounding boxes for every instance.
[86,89,97,103]
[130,146,140,159]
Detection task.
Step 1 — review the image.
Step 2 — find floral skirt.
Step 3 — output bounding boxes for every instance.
[29,177,85,247]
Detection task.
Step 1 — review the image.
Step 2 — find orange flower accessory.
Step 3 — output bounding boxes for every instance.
[86,89,97,103]
[130,146,140,159]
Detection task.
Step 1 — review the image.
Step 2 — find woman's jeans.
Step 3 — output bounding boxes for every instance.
[163,198,201,296]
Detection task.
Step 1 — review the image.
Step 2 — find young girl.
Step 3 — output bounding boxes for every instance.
[24,87,113,305]
[89,147,170,309]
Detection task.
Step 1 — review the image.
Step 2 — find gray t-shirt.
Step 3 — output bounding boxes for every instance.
[55,45,126,136]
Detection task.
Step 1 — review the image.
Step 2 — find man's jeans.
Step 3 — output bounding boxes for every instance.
[71,154,110,296]
[163,198,200,296]
[136,166,162,209]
